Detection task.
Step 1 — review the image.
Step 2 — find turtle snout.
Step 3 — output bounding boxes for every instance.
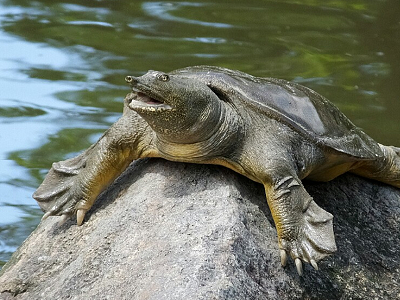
[125,75,139,84]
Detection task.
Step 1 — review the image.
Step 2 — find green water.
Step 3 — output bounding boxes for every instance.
[0,0,399,268]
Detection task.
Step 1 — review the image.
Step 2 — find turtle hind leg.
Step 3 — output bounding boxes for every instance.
[351,144,400,188]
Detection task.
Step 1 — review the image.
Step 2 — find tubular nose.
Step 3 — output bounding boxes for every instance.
[125,75,138,84]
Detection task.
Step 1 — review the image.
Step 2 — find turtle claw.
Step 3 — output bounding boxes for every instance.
[310,259,319,270]
[58,214,70,226]
[295,258,303,276]
[279,251,318,274]
[77,209,87,226]
[42,211,52,221]
[280,249,288,267]
[41,207,87,226]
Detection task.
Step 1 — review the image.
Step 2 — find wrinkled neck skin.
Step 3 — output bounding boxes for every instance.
[154,102,243,163]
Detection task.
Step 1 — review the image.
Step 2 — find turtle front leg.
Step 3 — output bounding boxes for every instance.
[36,141,134,225]
[34,111,155,225]
[264,175,337,275]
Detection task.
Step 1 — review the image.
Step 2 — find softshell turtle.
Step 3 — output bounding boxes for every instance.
[33,66,400,275]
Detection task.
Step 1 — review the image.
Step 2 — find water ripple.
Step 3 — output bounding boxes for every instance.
[66,20,114,28]
[142,2,233,28]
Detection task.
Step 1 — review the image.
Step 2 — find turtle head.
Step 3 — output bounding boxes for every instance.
[125,70,223,144]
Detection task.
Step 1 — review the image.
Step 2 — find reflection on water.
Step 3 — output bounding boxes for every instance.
[142,2,233,28]
[0,0,399,268]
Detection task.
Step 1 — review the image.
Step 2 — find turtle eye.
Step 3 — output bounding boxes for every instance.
[157,74,170,82]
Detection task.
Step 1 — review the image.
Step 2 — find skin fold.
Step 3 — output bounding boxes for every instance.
[33,66,400,275]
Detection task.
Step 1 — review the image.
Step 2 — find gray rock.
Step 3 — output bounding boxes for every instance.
[1,159,399,299]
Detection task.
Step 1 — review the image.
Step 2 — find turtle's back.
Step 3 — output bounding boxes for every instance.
[172,66,383,160]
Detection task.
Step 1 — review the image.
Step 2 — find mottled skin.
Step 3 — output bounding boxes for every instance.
[33,66,400,275]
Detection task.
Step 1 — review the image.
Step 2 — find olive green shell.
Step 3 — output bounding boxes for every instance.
[171,66,383,159]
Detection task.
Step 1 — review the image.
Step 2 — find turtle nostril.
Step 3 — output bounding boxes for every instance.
[125,76,133,83]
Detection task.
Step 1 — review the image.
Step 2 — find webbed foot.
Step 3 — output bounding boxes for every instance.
[33,151,93,226]
[265,176,337,275]
[278,199,336,275]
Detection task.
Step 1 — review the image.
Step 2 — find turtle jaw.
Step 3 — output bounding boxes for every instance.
[127,88,172,113]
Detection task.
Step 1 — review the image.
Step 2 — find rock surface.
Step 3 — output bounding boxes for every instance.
[0,158,399,299]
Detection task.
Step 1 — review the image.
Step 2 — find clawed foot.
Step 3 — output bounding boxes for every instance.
[37,185,90,226]
[278,199,337,275]
[33,153,92,226]
[41,206,88,226]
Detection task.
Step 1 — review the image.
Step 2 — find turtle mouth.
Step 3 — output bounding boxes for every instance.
[128,89,172,112]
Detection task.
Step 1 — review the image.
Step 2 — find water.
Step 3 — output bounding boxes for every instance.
[0,0,399,268]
